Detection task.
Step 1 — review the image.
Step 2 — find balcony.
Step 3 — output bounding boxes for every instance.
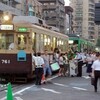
[14,0,22,4]
[46,20,57,25]
[58,0,64,4]
[43,5,56,9]
[0,2,22,15]
[45,12,57,17]
[60,6,65,12]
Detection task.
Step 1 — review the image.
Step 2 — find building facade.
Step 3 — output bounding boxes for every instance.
[21,0,43,18]
[70,0,95,42]
[95,0,100,40]
[0,0,23,16]
[37,0,66,34]
[65,6,73,34]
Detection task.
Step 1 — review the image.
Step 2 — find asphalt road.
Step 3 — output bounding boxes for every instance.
[0,67,100,100]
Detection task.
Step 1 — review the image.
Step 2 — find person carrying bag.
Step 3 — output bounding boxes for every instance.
[91,52,100,92]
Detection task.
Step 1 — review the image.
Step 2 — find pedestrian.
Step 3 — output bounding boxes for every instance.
[34,52,44,85]
[42,50,52,83]
[86,53,93,77]
[74,51,83,77]
[63,52,69,76]
[91,52,100,92]
[32,52,37,71]
[53,48,60,63]
[58,53,64,76]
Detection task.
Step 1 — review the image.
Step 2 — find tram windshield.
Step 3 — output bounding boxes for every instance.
[18,34,27,50]
[0,32,14,50]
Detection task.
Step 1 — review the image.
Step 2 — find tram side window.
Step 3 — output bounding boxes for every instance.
[52,37,56,51]
[0,33,14,50]
[44,35,51,51]
[57,39,63,51]
[32,32,36,51]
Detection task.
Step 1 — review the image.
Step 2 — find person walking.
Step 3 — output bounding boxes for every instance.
[63,52,69,76]
[91,52,100,92]
[86,53,93,77]
[42,50,52,83]
[58,53,64,76]
[34,52,44,85]
[74,51,83,77]
[53,48,60,63]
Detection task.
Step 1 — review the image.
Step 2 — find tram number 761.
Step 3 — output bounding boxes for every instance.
[1,59,11,64]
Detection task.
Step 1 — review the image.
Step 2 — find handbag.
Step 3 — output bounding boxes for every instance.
[91,77,95,86]
[50,62,60,71]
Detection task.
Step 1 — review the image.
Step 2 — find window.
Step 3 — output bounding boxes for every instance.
[32,32,36,51]
[18,34,27,50]
[50,3,55,5]
[0,32,14,50]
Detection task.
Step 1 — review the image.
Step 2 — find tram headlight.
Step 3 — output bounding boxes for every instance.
[95,47,99,51]
[2,11,12,23]
[68,40,74,44]
[3,15,10,21]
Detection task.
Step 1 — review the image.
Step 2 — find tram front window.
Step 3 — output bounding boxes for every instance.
[18,34,27,50]
[0,33,14,50]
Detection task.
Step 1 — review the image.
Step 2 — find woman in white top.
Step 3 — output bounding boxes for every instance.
[86,53,93,76]
[58,54,64,76]
[92,52,100,92]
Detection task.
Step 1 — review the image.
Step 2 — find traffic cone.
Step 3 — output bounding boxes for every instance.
[6,82,13,100]
[41,74,46,83]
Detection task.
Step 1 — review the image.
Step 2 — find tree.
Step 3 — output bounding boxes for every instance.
[96,38,100,47]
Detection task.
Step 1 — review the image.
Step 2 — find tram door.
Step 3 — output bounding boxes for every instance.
[17,34,28,50]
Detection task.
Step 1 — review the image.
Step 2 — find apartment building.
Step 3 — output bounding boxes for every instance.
[37,0,66,34]
[65,6,73,34]
[21,0,43,18]
[0,0,23,16]
[70,0,95,42]
[95,0,100,41]
[0,0,43,18]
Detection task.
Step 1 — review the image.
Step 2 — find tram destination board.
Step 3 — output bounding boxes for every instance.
[0,24,14,30]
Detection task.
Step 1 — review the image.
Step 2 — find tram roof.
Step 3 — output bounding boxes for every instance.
[14,22,69,39]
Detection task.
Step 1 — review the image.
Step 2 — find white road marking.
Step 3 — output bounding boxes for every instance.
[82,76,90,79]
[0,75,58,100]
[72,87,87,91]
[41,88,61,94]
[0,85,35,100]
[46,75,58,81]
[53,83,68,87]
[15,97,23,100]
[0,84,7,88]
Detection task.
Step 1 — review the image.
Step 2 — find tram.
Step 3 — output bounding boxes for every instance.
[68,34,95,53]
[0,21,69,82]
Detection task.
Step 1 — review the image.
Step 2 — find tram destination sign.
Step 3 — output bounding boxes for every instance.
[0,25,14,30]
[18,27,28,32]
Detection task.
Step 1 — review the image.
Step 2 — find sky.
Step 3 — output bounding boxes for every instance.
[64,0,70,6]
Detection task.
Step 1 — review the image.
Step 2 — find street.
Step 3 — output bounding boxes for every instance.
[0,67,100,100]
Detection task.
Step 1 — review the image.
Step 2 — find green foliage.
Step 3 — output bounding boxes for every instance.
[96,38,100,47]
